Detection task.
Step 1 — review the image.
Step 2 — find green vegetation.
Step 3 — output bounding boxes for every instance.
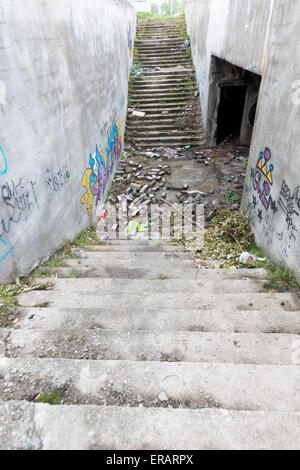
[137,12,184,20]
[199,210,254,260]
[168,209,299,292]
[72,226,99,246]
[158,274,169,280]
[0,277,53,327]
[223,188,242,204]
[34,390,63,405]
[0,226,98,326]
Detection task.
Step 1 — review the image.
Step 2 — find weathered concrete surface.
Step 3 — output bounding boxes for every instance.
[0,0,136,283]
[16,290,300,312]
[2,235,300,449]
[2,328,298,365]
[185,0,300,282]
[33,265,269,280]
[14,306,300,334]
[0,402,299,450]
[32,277,269,294]
[1,358,299,411]
[127,17,205,148]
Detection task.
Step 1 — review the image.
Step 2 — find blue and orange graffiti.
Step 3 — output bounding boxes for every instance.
[81,118,123,215]
[128,23,133,55]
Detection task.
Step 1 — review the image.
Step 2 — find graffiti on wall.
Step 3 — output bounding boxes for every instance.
[45,166,71,194]
[246,146,300,258]
[250,147,277,216]
[1,177,39,238]
[0,237,14,263]
[278,180,300,240]
[0,145,7,175]
[81,117,123,215]
[128,23,133,56]
[0,144,73,264]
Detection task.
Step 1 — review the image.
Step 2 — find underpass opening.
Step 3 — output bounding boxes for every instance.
[208,56,262,147]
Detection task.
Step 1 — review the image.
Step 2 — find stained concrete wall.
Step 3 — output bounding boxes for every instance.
[0,0,136,283]
[186,0,300,281]
[130,1,152,13]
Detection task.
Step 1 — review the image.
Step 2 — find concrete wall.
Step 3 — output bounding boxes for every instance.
[130,1,152,13]
[0,0,136,283]
[186,0,300,280]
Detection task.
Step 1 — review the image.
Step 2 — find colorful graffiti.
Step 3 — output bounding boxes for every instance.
[0,237,14,263]
[250,147,276,212]
[0,145,7,175]
[128,23,133,56]
[81,118,123,215]
[0,146,15,263]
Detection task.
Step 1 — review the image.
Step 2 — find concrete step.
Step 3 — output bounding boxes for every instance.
[132,73,195,80]
[134,62,190,68]
[1,358,299,412]
[130,92,195,99]
[16,290,300,312]
[15,306,300,334]
[126,124,200,132]
[127,113,192,120]
[84,244,185,252]
[66,251,193,261]
[131,85,197,91]
[131,138,206,147]
[35,265,268,280]
[1,328,299,365]
[129,103,186,108]
[135,58,190,63]
[129,131,201,138]
[2,401,299,450]
[31,277,269,295]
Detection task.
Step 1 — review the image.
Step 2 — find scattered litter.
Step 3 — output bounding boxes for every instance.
[239,252,266,263]
[158,391,168,402]
[80,250,87,261]
[100,235,110,241]
[181,39,191,49]
[132,111,146,118]
[126,221,145,235]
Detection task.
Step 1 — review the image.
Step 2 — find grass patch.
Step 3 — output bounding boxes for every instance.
[0,277,53,327]
[73,226,99,246]
[34,389,63,405]
[168,209,299,292]
[158,274,168,280]
[137,13,185,20]
[196,210,253,261]
[223,188,241,204]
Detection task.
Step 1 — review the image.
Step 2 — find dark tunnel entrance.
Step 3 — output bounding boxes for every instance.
[217,85,248,144]
[208,56,262,146]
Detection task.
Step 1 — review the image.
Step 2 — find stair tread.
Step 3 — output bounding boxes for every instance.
[15,306,300,334]
[1,328,298,365]
[1,401,299,449]
[1,358,299,411]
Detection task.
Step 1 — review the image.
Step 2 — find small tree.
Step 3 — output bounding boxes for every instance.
[161,0,186,16]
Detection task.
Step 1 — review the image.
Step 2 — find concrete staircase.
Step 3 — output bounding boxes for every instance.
[127,17,205,149]
[0,239,300,450]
